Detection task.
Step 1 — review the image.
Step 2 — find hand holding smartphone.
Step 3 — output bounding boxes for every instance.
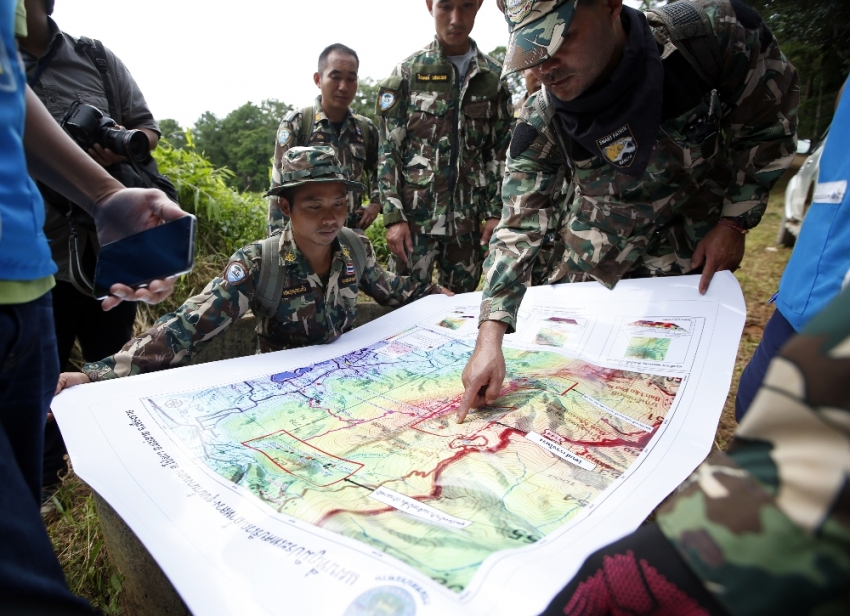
[93,215,196,300]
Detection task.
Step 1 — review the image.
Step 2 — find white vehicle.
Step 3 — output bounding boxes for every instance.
[778,138,824,247]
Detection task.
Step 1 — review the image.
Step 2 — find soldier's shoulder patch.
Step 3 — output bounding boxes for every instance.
[340,275,357,286]
[225,261,248,284]
[278,126,293,148]
[596,125,638,169]
[510,122,540,159]
[378,88,399,113]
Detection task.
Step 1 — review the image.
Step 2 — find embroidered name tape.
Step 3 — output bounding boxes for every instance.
[812,180,847,204]
[416,73,449,82]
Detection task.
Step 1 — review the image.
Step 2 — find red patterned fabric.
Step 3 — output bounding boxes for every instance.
[562,551,710,616]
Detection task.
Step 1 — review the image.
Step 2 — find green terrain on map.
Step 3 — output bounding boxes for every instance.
[626,337,671,361]
[145,323,681,591]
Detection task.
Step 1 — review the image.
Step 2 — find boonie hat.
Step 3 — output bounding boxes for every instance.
[265,145,364,196]
[502,0,577,77]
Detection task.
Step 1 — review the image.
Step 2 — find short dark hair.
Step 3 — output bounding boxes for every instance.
[318,44,360,75]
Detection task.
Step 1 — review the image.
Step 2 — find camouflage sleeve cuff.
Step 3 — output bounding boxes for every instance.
[382,208,407,226]
[721,199,767,230]
[478,298,519,334]
[82,359,119,382]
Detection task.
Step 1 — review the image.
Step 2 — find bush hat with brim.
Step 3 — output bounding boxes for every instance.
[264,145,364,197]
[502,0,577,77]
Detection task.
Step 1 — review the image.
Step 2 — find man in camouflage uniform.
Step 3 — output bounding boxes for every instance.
[58,147,449,386]
[540,286,850,615]
[457,0,798,421]
[268,44,380,233]
[376,0,513,293]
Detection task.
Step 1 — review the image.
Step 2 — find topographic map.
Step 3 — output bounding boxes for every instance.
[144,319,682,591]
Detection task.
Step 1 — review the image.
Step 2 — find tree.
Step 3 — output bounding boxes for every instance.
[157,118,187,150]
[192,99,292,192]
[488,46,524,101]
[351,77,380,126]
[748,0,850,141]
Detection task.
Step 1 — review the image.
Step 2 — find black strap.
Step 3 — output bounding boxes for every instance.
[77,37,119,121]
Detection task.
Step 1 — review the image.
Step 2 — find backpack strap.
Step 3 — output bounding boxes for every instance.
[76,37,119,120]
[253,235,286,320]
[298,105,314,145]
[353,114,373,159]
[337,228,367,286]
[647,2,723,88]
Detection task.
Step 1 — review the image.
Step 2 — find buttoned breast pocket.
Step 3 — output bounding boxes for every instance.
[274,285,317,333]
[75,91,110,117]
[404,91,449,187]
[662,96,721,170]
[462,97,494,152]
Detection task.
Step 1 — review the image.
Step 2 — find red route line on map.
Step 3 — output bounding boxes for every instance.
[307,376,668,523]
[242,429,364,488]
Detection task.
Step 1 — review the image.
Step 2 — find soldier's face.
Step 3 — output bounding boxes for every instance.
[427,0,483,55]
[314,52,359,116]
[283,183,348,249]
[531,0,623,102]
[522,69,541,95]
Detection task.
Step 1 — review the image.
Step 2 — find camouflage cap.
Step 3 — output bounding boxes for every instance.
[264,145,364,196]
[502,0,577,77]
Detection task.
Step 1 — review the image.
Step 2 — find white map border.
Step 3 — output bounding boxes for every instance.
[53,273,745,616]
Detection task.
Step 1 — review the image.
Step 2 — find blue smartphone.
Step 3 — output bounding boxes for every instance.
[93,215,196,299]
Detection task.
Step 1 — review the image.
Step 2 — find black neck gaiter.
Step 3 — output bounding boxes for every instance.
[552,7,664,177]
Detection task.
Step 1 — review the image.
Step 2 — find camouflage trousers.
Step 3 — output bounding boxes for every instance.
[389,232,482,294]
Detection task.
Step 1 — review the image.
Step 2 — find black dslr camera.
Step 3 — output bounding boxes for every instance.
[61,101,150,163]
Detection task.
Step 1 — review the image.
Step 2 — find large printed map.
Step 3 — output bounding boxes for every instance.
[144,317,682,591]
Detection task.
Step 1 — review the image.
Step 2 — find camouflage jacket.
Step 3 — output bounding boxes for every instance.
[268,96,380,232]
[376,38,513,237]
[480,0,798,331]
[83,227,435,381]
[657,287,850,615]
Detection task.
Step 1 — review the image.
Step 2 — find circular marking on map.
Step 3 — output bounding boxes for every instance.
[343,586,416,616]
[164,399,183,409]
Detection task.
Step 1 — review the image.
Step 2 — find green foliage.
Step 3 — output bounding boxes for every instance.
[365,214,389,265]
[157,118,187,150]
[351,77,380,125]
[191,99,292,192]
[46,476,124,615]
[733,0,850,140]
[148,133,267,319]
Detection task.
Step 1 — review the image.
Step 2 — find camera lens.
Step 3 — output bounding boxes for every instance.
[101,126,150,163]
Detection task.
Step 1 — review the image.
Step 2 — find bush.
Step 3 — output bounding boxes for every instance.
[365,214,389,265]
[139,132,267,326]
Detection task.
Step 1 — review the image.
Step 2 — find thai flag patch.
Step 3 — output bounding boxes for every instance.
[346,263,355,276]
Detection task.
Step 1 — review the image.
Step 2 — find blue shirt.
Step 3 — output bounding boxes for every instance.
[777,80,850,332]
[0,0,57,284]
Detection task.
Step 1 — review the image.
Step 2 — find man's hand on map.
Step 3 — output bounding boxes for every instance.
[55,372,92,395]
[433,285,455,296]
[456,321,508,423]
[691,223,746,295]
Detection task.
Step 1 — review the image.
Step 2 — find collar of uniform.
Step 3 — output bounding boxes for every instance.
[313,95,354,129]
[430,36,480,62]
[46,17,64,51]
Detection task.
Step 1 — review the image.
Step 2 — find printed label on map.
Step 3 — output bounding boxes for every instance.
[370,487,472,529]
[527,432,596,471]
[577,393,653,432]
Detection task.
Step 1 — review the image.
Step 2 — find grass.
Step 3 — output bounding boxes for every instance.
[45,174,796,611]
